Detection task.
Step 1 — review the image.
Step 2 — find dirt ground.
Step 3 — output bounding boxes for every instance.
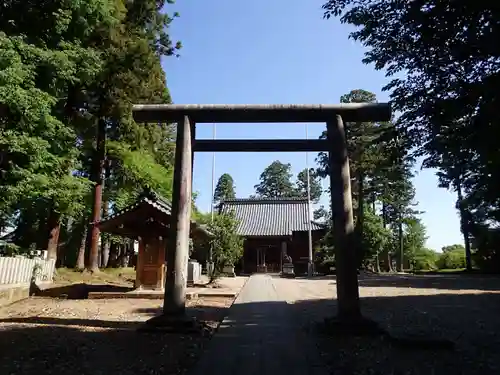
[2,273,500,375]
[273,273,500,375]
[0,296,233,375]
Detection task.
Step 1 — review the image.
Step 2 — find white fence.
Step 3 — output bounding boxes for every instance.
[0,256,55,285]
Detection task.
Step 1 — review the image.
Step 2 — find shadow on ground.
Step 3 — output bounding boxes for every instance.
[32,283,134,299]
[356,273,500,291]
[2,278,500,375]
[31,279,226,300]
[292,291,500,374]
[0,301,230,375]
[294,272,500,291]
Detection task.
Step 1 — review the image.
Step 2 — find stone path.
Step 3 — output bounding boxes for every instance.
[189,274,328,375]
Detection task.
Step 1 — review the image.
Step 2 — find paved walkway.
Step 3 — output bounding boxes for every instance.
[189,274,328,375]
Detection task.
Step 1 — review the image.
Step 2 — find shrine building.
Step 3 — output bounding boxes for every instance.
[218,197,326,275]
[98,190,211,290]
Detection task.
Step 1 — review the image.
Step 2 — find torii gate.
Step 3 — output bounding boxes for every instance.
[132,103,391,328]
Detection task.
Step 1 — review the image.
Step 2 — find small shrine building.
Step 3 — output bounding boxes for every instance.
[98,190,211,290]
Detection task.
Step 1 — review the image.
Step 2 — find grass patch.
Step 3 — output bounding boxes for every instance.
[54,267,136,286]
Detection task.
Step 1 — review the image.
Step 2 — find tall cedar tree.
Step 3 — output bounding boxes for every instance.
[254,161,296,198]
[82,0,181,271]
[295,168,322,203]
[214,173,236,205]
[0,1,116,260]
[0,1,181,268]
[316,89,420,271]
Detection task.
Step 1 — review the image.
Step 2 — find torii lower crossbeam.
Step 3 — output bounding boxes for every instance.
[194,139,329,152]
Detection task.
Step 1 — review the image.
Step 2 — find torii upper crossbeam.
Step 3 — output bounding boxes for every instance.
[132,103,390,123]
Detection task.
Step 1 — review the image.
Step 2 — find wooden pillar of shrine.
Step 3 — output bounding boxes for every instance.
[327,114,360,320]
[135,236,166,290]
[163,115,193,316]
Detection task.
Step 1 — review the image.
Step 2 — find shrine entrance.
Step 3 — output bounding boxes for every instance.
[132,103,391,317]
[256,245,280,273]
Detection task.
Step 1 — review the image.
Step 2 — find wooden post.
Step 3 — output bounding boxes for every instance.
[327,115,361,320]
[163,115,192,316]
[280,241,287,273]
[158,236,166,290]
[135,238,144,289]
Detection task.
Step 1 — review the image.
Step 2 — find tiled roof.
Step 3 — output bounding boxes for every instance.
[99,189,172,223]
[219,197,326,237]
[98,189,212,236]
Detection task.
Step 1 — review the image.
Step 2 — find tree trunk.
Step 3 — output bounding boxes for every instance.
[398,216,404,272]
[375,251,381,273]
[46,208,61,263]
[456,179,473,271]
[108,241,119,268]
[57,218,73,268]
[76,225,87,270]
[87,118,106,272]
[100,159,111,268]
[118,243,129,268]
[355,171,365,268]
[327,115,361,321]
[101,237,110,268]
[371,194,378,271]
[381,203,392,272]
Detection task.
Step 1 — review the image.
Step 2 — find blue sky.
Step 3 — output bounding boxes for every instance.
[161,0,462,251]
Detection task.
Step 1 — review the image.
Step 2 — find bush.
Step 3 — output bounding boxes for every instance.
[208,212,244,280]
[410,248,439,271]
[315,255,336,274]
[437,250,466,269]
[0,242,22,257]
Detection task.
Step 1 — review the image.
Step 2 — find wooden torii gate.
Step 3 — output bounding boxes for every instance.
[132,103,391,328]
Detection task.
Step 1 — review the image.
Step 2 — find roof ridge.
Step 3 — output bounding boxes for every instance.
[221,197,309,204]
[139,187,172,208]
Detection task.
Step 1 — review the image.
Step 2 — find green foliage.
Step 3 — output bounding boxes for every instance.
[295,168,322,203]
[314,228,335,271]
[411,248,439,271]
[0,0,183,267]
[254,161,296,198]
[360,208,392,268]
[208,212,244,276]
[403,219,428,257]
[442,244,465,253]
[107,141,173,209]
[213,173,236,204]
[437,249,467,270]
[470,225,500,272]
[254,161,323,203]
[315,89,421,272]
[313,206,329,221]
[0,33,94,218]
[322,0,500,272]
[0,242,22,257]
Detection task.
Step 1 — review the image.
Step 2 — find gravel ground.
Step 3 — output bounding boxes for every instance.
[273,274,500,375]
[2,274,499,375]
[0,296,234,375]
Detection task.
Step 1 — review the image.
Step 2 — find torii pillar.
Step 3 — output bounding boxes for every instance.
[327,115,360,321]
[142,115,194,329]
[163,115,193,317]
